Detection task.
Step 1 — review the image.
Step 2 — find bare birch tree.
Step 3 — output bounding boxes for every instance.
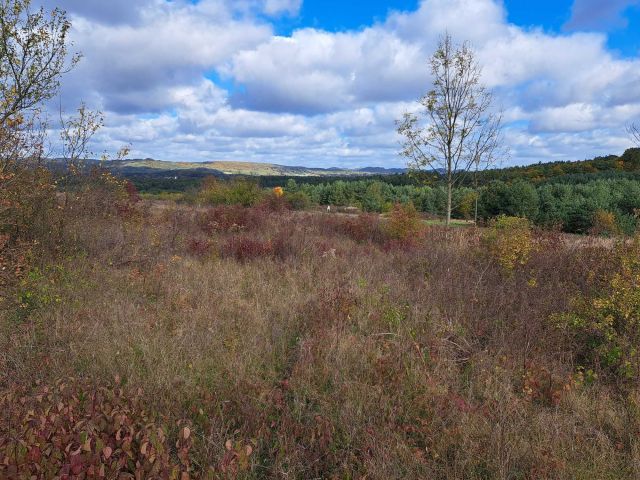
[397,33,504,225]
[630,123,640,147]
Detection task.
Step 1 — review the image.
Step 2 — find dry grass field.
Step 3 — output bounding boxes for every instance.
[2,186,640,479]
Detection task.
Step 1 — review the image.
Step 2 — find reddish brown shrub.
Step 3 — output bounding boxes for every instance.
[520,363,573,407]
[257,192,290,212]
[0,379,193,479]
[187,237,212,257]
[124,180,141,204]
[271,229,300,260]
[220,235,274,262]
[384,202,425,241]
[327,214,386,244]
[197,205,264,234]
[300,285,358,331]
[382,237,423,253]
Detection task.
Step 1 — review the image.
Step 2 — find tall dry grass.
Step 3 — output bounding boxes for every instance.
[2,198,639,478]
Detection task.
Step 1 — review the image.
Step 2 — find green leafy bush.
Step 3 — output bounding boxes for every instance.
[553,236,640,383]
[198,177,264,207]
[483,215,533,272]
[284,190,311,210]
[479,180,539,220]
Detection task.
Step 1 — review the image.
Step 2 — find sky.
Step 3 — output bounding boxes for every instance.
[35,0,640,168]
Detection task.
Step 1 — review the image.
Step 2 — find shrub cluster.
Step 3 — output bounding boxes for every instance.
[384,202,424,241]
[197,205,265,234]
[0,379,193,479]
[194,177,311,212]
[196,177,264,207]
[6,182,640,477]
[220,235,274,262]
[553,236,640,384]
[483,215,534,272]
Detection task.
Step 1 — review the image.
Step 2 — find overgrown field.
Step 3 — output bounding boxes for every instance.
[3,180,640,478]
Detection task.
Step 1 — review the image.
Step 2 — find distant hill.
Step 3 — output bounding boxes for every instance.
[49,148,640,188]
[102,158,408,177]
[103,147,639,182]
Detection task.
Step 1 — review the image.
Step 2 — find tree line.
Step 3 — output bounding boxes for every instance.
[288,175,640,234]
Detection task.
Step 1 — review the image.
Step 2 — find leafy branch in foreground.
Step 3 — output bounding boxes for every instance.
[0,0,80,126]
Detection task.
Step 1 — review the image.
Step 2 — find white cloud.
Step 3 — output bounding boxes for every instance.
[225,27,430,114]
[39,0,640,167]
[40,0,154,24]
[565,0,640,31]
[263,0,302,16]
[54,1,272,114]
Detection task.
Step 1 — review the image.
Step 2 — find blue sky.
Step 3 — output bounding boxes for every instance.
[38,0,640,167]
[282,0,640,55]
[275,0,420,33]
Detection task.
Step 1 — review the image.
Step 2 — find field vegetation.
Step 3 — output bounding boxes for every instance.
[129,148,640,236]
[3,1,640,478]
[4,173,640,478]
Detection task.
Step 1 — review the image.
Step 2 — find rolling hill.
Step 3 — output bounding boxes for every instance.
[105,158,407,177]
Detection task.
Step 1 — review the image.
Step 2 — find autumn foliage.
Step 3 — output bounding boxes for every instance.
[483,215,534,272]
[384,202,425,241]
[0,379,193,479]
[553,235,640,384]
[3,196,640,477]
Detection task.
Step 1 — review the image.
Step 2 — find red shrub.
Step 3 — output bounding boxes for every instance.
[187,237,212,257]
[327,214,386,244]
[198,205,264,234]
[114,201,142,219]
[0,379,193,479]
[520,363,573,407]
[124,180,141,203]
[271,230,299,260]
[382,237,423,253]
[301,285,358,331]
[257,193,290,213]
[220,235,274,262]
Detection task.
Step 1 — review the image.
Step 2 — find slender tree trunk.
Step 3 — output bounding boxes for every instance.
[57,192,69,242]
[446,181,452,226]
[474,194,479,226]
[474,166,479,227]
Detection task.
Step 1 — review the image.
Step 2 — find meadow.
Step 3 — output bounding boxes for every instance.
[3,172,640,479]
[2,1,640,478]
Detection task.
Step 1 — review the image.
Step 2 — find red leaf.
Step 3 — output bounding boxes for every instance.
[103,446,113,460]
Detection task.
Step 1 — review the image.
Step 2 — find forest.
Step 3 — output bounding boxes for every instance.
[125,147,640,236]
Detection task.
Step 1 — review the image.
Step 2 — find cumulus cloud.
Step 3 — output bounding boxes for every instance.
[39,0,153,24]
[565,0,640,31]
[56,1,272,114]
[226,28,428,114]
[37,0,640,167]
[224,0,639,119]
[39,0,302,23]
[262,0,302,16]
